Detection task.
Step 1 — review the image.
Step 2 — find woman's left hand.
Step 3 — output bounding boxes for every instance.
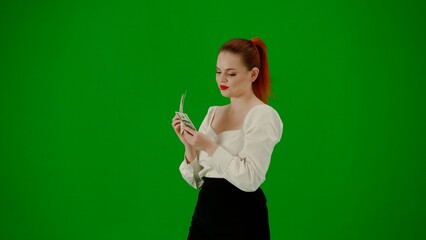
[182,126,218,156]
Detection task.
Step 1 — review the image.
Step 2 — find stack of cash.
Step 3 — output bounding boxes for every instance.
[175,90,196,134]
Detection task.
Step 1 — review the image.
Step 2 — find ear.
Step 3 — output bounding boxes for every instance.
[250,67,260,82]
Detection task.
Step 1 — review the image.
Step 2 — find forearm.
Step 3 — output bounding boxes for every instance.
[184,145,197,163]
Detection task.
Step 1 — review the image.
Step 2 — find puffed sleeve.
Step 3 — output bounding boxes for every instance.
[204,105,283,192]
[178,107,214,189]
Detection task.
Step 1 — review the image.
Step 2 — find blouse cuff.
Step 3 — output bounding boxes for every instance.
[181,154,201,169]
[209,146,234,174]
[188,156,202,173]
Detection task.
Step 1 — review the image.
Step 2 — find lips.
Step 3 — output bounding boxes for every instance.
[220,85,229,90]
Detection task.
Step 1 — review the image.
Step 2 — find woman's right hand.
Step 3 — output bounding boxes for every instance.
[172,114,190,146]
[172,114,198,163]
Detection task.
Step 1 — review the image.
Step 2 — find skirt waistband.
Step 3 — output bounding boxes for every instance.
[202,177,263,194]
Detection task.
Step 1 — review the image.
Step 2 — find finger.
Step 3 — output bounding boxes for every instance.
[173,124,180,133]
[183,126,196,135]
[173,116,182,123]
[172,119,181,127]
[172,123,180,132]
[183,131,195,143]
[172,121,182,131]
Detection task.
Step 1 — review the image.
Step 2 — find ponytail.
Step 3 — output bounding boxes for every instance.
[250,37,271,104]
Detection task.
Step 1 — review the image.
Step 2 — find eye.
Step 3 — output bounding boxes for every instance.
[227,73,236,77]
[216,71,221,75]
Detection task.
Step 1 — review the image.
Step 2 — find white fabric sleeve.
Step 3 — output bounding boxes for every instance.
[179,156,203,188]
[178,107,214,189]
[205,106,283,192]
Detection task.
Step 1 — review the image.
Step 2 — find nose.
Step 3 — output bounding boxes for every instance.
[217,73,228,83]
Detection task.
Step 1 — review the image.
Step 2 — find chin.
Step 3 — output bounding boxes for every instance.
[220,92,231,98]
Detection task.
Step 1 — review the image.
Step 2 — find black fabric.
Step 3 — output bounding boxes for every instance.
[187,177,270,240]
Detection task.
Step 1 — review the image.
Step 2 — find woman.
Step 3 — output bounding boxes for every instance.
[172,37,284,239]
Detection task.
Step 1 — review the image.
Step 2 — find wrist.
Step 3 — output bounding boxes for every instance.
[185,145,195,153]
[184,155,192,164]
[185,146,196,164]
[205,143,218,156]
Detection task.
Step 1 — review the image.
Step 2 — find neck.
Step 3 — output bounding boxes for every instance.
[229,91,258,112]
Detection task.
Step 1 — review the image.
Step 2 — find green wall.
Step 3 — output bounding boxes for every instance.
[1,0,425,239]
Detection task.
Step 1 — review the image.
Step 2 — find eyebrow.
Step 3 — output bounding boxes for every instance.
[216,67,237,71]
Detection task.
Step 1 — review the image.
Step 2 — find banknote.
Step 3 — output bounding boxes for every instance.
[176,91,196,134]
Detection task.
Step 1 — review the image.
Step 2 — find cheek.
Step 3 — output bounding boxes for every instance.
[232,76,249,87]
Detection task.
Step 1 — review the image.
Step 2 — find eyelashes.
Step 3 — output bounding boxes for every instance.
[216,72,236,77]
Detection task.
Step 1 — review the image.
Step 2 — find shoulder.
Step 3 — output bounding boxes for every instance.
[205,106,219,116]
[246,104,281,121]
[209,104,228,111]
[243,104,283,132]
[199,106,219,131]
[205,104,228,116]
[202,105,220,122]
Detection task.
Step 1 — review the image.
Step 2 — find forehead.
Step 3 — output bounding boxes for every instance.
[216,51,245,69]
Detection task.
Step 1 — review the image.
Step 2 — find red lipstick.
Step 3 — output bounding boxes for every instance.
[220,85,229,90]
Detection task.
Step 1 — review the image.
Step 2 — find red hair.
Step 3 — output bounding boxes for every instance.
[219,37,271,104]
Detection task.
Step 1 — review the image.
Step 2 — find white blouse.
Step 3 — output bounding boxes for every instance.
[179,104,283,192]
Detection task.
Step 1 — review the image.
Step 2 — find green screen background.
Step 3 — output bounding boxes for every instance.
[1,0,425,239]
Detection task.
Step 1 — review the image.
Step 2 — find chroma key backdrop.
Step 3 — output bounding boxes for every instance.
[1,1,425,239]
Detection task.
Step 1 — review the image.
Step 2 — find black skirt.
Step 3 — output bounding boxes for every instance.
[188,177,270,240]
